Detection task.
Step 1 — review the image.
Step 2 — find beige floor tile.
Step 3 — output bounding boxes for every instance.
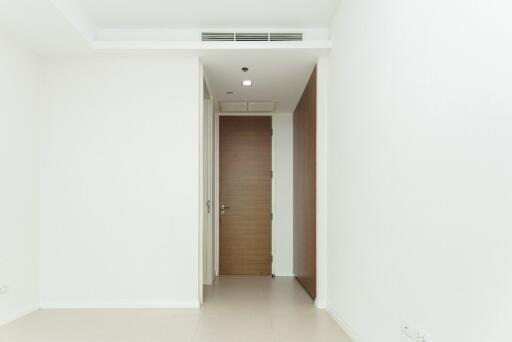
[192,314,275,342]
[271,311,352,342]
[0,277,352,342]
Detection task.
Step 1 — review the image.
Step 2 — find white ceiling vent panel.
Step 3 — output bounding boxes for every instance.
[270,33,303,41]
[202,32,303,42]
[202,32,235,41]
[235,32,269,41]
[248,101,277,112]
[219,101,277,113]
[220,101,248,112]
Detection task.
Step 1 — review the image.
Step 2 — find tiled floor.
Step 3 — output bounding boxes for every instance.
[0,276,352,342]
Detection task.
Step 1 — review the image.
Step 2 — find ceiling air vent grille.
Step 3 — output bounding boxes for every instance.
[202,32,235,41]
[270,33,303,41]
[235,32,269,41]
[220,101,277,113]
[202,32,303,42]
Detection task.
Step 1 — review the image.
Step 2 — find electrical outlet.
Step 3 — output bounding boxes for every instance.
[0,285,9,294]
[402,322,429,342]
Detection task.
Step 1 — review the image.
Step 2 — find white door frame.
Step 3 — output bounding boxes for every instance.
[213,112,276,277]
[203,91,214,286]
[198,63,204,305]
[199,67,215,306]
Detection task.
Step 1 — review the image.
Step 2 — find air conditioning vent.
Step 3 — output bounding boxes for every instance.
[220,101,248,112]
[219,101,277,113]
[201,32,235,41]
[235,33,269,41]
[270,33,303,41]
[248,101,277,112]
[202,32,303,42]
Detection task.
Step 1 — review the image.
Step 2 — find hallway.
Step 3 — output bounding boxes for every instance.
[0,277,351,342]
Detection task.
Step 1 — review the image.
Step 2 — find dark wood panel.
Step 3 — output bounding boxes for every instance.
[294,68,317,299]
[219,116,272,276]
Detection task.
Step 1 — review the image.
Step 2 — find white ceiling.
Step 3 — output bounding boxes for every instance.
[202,49,318,113]
[0,0,333,56]
[80,0,340,29]
[0,0,92,56]
[0,0,326,111]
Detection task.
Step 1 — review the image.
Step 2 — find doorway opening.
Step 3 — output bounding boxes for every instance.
[199,50,327,307]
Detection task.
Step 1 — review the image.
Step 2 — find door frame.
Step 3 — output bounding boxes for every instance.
[203,84,214,287]
[214,112,275,277]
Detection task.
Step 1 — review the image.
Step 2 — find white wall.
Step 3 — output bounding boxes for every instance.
[39,57,201,308]
[273,113,294,276]
[327,1,512,342]
[0,30,40,325]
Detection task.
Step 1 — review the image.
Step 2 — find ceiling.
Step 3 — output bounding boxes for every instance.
[0,0,92,56]
[202,49,318,113]
[0,0,334,56]
[80,0,340,29]
[0,0,327,112]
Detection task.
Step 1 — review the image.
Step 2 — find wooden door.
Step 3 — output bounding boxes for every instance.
[219,116,272,275]
[294,68,317,299]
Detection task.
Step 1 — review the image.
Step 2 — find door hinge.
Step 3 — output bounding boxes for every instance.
[271,212,274,220]
[271,255,273,262]
[270,128,273,136]
[270,170,273,178]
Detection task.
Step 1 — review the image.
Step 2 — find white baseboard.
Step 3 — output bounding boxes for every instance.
[314,298,327,309]
[39,300,200,309]
[273,272,295,277]
[326,307,365,342]
[0,306,39,327]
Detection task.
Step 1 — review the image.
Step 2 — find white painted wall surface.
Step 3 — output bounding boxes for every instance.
[327,1,512,341]
[273,113,294,276]
[0,30,40,325]
[39,57,201,308]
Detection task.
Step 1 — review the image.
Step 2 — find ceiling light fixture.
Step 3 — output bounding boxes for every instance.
[242,80,252,86]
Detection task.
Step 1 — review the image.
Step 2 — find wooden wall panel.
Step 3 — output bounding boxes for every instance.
[293,68,317,299]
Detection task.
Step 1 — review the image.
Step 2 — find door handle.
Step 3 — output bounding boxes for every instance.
[220,205,231,216]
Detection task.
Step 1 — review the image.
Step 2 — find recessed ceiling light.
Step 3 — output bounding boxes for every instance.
[242,80,252,86]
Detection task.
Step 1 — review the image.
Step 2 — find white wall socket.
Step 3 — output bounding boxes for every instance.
[0,285,9,294]
[402,321,429,342]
